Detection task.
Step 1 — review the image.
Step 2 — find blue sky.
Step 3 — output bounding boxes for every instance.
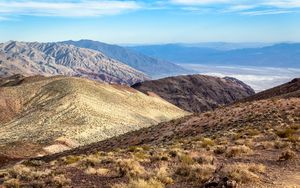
[0,0,300,44]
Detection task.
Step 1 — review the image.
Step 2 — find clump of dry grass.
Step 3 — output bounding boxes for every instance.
[52,174,71,187]
[221,163,266,183]
[278,149,296,161]
[3,178,20,188]
[275,128,296,138]
[154,165,173,185]
[116,159,146,178]
[225,145,252,158]
[175,164,216,183]
[85,167,110,176]
[113,178,164,188]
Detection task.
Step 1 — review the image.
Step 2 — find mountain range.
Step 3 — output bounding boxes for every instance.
[130,43,300,68]
[62,40,188,78]
[0,41,148,85]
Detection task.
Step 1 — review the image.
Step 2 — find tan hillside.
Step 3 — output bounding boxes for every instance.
[0,76,188,158]
[9,80,298,188]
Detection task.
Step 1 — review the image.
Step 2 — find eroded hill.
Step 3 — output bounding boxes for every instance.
[0,41,148,85]
[132,75,255,112]
[0,76,187,159]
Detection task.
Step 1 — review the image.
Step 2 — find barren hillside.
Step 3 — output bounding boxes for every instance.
[0,41,148,85]
[0,76,187,159]
[1,79,298,188]
[132,75,255,112]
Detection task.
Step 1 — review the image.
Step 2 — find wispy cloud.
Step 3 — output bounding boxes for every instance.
[0,0,141,18]
[169,0,300,15]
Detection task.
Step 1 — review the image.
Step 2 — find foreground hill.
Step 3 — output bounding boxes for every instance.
[4,79,298,187]
[132,75,255,112]
[0,41,148,85]
[63,40,188,78]
[0,76,187,159]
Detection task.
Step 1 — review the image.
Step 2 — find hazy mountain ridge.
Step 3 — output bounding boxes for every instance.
[0,41,148,85]
[132,75,255,112]
[130,43,300,68]
[63,40,188,78]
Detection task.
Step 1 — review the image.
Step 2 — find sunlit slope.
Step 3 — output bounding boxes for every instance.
[0,76,188,152]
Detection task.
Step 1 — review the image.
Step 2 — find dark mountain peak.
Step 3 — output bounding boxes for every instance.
[132,74,254,112]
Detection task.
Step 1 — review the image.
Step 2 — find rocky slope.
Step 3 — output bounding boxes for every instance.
[132,74,255,112]
[63,40,188,78]
[0,41,148,85]
[0,76,187,159]
[241,78,300,102]
[2,78,298,188]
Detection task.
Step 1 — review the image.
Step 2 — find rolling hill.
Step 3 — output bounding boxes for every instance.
[62,40,188,78]
[132,75,255,112]
[0,41,148,85]
[0,75,188,159]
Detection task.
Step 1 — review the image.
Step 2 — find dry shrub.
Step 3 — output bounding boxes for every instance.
[84,167,110,176]
[274,140,290,149]
[200,138,215,148]
[113,178,164,188]
[117,159,146,178]
[225,145,252,158]
[176,164,216,183]
[194,154,214,165]
[3,178,20,188]
[6,164,50,181]
[52,174,71,187]
[221,163,265,183]
[154,165,173,185]
[276,128,296,138]
[278,149,296,161]
[214,146,226,155]
[179,153,195,165]
[63,155,81,165]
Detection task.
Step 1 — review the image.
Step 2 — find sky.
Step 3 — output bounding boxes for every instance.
[0,0,300,44]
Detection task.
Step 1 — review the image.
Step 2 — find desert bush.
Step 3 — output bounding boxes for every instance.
[214,146,226,155]
[200,138,215,148]
[63,155,81,165]
[225,145,252,158]
[175,164,216,183]
[117,159,146,178]
[85,167,110,176]
[179,153,195,165]
[3,178,20,188]
[194,154,214,164]
[52,174,71,187]
[278,149,296,161]
[276,128,296,138]
[221,163,265,183]
[154,165,173,185]
[113,178,164,188]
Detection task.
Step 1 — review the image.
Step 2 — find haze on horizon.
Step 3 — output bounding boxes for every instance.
[0,0,300,44]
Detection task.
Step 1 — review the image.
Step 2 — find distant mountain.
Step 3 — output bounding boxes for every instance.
[0,41,148,85]
[132,74,255,112]
[130,43,300,68]
[0,75,187,157]
[62,40,188,78]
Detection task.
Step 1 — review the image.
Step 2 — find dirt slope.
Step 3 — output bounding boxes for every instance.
[132,75,255,112]
[0,76,188,158]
